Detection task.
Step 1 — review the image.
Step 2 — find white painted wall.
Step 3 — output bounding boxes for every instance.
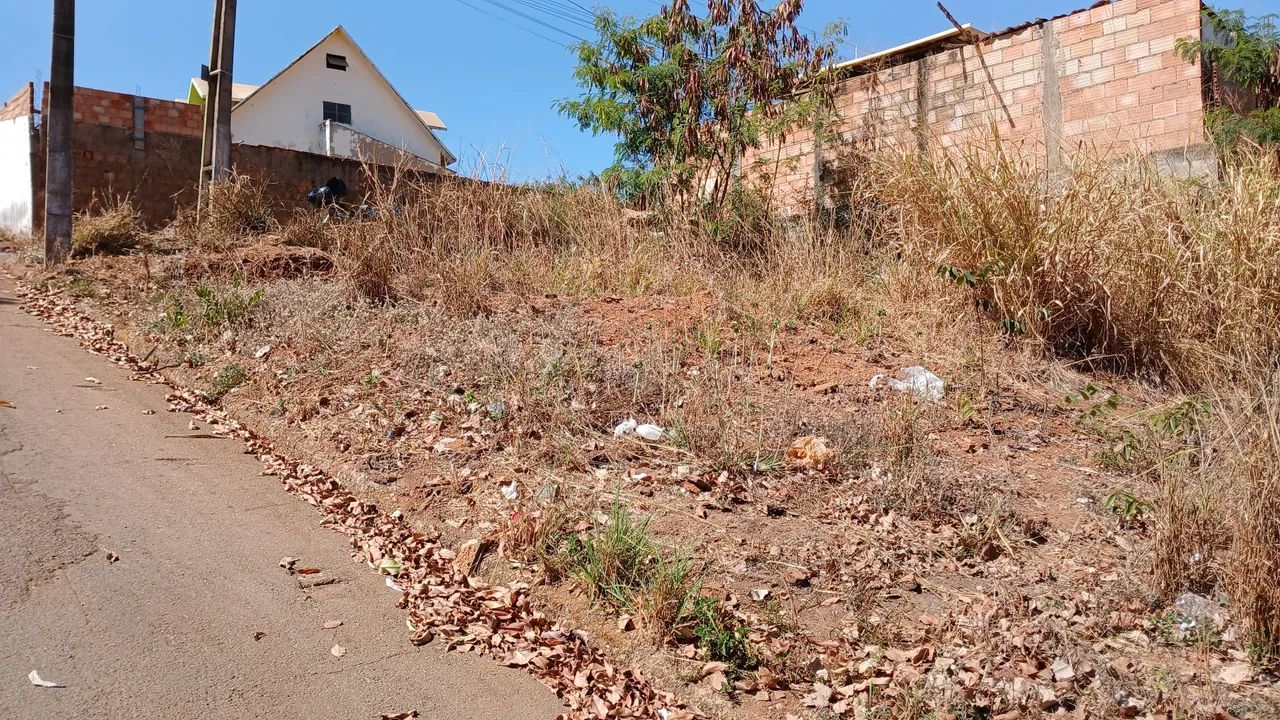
[0,115,34,234]
[232,31,449,168]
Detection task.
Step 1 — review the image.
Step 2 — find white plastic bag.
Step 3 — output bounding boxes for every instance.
[613,418,666,442]
[869,366,945,401]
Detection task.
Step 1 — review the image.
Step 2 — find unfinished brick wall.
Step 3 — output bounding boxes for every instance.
[0,83,34,122]
[32,85,387,228]
[744,0,1210,213]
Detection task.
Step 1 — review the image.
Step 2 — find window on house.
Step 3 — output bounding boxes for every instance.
[326,53,348,71]
[323,101,352,125]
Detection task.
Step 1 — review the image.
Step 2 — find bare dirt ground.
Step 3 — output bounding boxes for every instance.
[7,246,1279,720]
[0,276,564,719]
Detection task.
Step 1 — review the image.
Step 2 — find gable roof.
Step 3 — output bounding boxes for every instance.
[233,26,455,165]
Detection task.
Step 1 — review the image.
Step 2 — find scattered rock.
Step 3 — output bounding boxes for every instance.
[453,538,493,576]
[1219,662,1254,685]
[784,566,812,587]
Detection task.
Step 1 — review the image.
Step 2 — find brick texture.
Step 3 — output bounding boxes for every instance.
[744,0,1208,213]
[33,85,407,228]
[0,83,34,122]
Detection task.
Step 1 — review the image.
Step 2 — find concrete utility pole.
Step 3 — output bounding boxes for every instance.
[44,0,75,266]
[197,0,223,212]
[198,0,237,212]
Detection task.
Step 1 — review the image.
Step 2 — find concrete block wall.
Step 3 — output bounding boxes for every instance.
[744,0,1210,213]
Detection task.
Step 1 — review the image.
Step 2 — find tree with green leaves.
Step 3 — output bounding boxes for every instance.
[1176,7,1280,147]
[556,0,842,213]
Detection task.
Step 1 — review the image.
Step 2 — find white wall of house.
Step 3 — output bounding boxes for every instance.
[231,30,449,167]
[0,114,34,234]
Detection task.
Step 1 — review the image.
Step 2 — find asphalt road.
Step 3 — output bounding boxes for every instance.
[0,276,564,719]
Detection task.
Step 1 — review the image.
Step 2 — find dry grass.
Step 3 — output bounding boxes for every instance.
[72,197,143,258]
[325,172,875,325]
[867,144,1280,389]
[1151,378,1280,657]
[862,139,1280,657]
[200,172,277,247]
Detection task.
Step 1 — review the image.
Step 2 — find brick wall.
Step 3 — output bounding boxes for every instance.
[744,0,1210,213]
[0,83,34,122]
[33,85,397,228]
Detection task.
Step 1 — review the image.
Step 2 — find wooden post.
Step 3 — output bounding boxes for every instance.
[44,0,75,266]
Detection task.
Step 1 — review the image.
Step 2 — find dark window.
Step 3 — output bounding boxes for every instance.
[323,101,352,125]
[326,53,348,71]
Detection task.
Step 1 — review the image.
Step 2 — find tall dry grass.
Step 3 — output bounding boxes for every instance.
[1150,379,1280,657]
[867,144,1280,389]
[325,172,877,323]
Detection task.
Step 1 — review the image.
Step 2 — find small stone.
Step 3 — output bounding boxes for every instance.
[784,566,812,587]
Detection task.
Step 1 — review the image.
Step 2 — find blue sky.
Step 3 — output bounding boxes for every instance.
[3,0,1278,180]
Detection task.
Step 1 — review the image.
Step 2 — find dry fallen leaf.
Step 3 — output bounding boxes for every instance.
[380,713,418,720]
[786,436,834,470]
[0,400,15,409]
[295,567,322,575]
[141,409,156,415]
[279,556,298,571]
[322,620,343,630]
[28,670,64,688]
[94,405,109,411]
[330,643,346,658]
[85,377,100,384]
[253,631,266,641]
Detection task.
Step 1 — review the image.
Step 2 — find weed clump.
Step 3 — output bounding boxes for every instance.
[202,172,276,246]
[208,362,248,400]
[152,279,264,340]
[72,198,143,257]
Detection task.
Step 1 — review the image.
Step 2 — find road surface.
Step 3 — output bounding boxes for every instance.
[0,276,564,719]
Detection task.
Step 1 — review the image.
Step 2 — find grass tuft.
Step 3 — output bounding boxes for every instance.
[72,197,143,258]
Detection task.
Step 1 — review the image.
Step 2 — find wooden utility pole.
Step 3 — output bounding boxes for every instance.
[198,0,237,212]
[44,0,75,266]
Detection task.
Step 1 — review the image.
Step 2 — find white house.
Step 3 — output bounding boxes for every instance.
[186,26,455,173]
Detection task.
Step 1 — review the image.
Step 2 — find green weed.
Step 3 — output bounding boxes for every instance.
[209,363,248,400]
